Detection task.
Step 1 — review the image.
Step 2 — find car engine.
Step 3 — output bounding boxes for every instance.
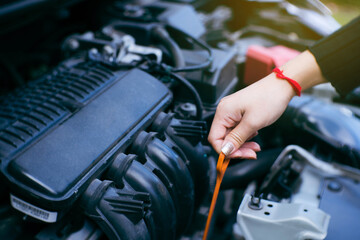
[0,0,359,239]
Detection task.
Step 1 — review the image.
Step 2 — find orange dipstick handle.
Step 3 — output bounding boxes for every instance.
[202,152,230,240]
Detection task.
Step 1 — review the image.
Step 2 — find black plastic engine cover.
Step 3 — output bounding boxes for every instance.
[0,59,172,219]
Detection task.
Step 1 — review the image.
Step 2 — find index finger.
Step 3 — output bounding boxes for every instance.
[208,119,227,153]
[208,107,238,153]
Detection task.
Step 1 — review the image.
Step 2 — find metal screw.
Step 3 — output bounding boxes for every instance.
[67,39,79,50]
[90,48,99,54]
[248,195,263,210]
[328,180,342,192]
[103,45,115,56]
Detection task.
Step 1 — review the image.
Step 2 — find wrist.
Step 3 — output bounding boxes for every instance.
[259,72,297,101]
[273,67,302,96]
[279,50,327,91]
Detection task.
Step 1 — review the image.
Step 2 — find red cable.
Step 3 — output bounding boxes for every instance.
[273,67,302,96]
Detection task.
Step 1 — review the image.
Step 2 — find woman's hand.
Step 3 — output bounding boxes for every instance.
[208,73,295,158]
[208,50,327,159]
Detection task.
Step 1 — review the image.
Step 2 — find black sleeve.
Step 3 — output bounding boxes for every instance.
[309,16,360,96]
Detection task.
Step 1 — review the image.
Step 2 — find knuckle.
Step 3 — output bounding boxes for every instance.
[228,131,245,146]
[217,101,225,110]
[218,97,229,108]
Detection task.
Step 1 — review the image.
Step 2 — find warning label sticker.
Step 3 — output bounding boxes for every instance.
[10,194,57,223]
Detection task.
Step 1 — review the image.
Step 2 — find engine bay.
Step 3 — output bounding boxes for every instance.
[0,0,359,239]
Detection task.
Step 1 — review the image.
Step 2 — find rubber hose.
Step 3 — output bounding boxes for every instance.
[169,72,204,120]
[152,26,185,68]
[222,148,282,189]
[165,25,213,73]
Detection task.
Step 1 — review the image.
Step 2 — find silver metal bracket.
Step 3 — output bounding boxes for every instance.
[237,194,330,240]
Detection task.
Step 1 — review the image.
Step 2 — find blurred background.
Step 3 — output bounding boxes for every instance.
[323,0,360,25]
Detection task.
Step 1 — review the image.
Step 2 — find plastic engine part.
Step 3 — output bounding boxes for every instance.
[131,131,194,235]
[0,59,172,220]
[81,179,152,240]
[243,45,300,86]
[106,153,178,240]
[281,96,360,162]
[178,48,238,105]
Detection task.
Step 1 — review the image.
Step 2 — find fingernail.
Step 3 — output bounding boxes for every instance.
[221,142,235,156]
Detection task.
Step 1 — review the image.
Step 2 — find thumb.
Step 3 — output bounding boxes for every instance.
[221,119,254,156]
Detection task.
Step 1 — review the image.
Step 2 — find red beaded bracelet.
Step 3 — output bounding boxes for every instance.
[273,67,302,96]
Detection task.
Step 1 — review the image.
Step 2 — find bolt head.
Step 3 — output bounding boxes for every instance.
[67,39,79,50]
